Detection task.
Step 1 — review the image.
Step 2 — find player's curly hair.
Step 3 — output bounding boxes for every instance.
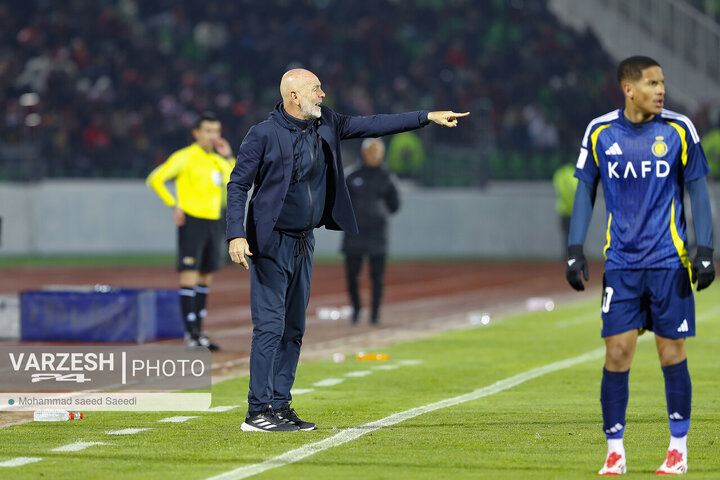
[617,56,661,85]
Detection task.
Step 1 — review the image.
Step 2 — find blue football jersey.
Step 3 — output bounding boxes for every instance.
[575,108,710,270]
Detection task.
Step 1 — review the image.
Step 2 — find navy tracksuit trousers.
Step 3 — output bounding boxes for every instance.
[247,230,314,413]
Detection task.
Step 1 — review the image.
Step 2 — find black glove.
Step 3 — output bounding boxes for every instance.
[566,244,589,291]
[691,246,715,291]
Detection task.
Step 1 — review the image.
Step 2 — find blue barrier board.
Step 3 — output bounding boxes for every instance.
[20,288,184,343]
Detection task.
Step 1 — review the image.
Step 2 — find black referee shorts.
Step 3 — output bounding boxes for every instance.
[177,214,223,273]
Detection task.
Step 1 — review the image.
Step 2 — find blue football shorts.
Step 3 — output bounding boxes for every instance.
[600,269,695,339]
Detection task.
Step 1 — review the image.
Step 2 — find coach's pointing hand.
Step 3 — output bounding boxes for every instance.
[566,244,589,291]
[229,237,252,270]
[428,111,470,127]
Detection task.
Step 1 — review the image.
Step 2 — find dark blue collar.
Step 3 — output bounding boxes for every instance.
[280,106,315,131]
[618,107,659,130]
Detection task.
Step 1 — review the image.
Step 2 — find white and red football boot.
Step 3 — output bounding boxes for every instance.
[598,451,626,475]
[655,449,687,475]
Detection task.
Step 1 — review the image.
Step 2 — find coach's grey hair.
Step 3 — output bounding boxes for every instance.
[361,138,385,153]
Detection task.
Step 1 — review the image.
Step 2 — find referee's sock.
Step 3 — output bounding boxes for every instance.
[662,359,691,455]
[179,286,198,337]
[601,367,629,448]
[194,284,209,332]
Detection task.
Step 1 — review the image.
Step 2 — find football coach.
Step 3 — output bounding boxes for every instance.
[227,68,468,432]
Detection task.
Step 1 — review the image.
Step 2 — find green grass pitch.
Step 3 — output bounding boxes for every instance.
[2,283,719,479]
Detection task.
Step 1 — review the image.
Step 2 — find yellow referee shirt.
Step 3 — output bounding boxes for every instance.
[146,143,234,220]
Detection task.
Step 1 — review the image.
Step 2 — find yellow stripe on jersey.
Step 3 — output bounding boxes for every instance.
[591,124,612,167]
[147,143,234,220]
[603,212,612,259]
[666,121,688,166]
[669,198,692,279]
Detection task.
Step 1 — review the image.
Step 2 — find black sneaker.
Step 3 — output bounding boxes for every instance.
[241,406,299,432]
[184,333,201,349]
[198,333,220,351]
[276,403,317,431]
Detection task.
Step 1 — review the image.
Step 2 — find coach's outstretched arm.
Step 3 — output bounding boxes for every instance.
[338,110,470,140]
[566,178,598,291]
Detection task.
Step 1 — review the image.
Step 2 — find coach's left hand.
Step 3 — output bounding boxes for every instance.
[229,237,252,270]
[691,246,715,291]
[428,111,470,127]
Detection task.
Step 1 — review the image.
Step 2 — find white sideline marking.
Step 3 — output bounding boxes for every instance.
[396,359,423,366]
[292,389,315,395]
[313,378,344,387]
[204,346,606,480]
[207,406,241,413]
[51,441,107,452]
[106,428,151,435]
[0,457,42,467]
[370,365,398,371]
[158,416,197,423]
[344,371,372,378]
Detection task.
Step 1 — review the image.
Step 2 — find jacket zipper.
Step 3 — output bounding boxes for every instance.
[304,130,315,230]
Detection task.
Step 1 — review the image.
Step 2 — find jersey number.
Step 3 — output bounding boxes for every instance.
[601,287,614,313]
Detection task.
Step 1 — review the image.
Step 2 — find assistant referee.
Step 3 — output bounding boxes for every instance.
[147,112,234,350]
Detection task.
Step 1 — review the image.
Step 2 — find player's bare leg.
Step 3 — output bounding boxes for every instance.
[180,271,200,288]
[599,330,638,475]
[604,330,639,371]
[655,336,689,475]
[655,336,686,367]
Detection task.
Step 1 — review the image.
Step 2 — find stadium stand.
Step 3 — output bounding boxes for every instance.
[0,0,687,183]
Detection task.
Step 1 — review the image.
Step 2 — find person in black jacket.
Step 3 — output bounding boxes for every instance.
[342,138,399,325]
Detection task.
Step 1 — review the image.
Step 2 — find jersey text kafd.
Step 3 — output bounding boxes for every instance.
[607,160,670,179]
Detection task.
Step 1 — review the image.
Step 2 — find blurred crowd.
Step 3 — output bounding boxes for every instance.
[0,0,647,179]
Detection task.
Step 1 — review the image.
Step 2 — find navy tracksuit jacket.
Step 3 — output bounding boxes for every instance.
[227,102,429,412]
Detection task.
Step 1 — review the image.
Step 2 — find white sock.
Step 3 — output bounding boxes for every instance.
[607,438,625,457]
[669,435,687,457]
